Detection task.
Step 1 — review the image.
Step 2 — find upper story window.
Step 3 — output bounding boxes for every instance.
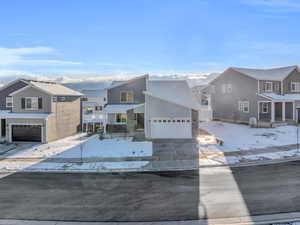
[85,107,93,114]
[291,82,300,92]
[22,97,42,110]
[221,84,232,94]
[238,101,249,113]
[6,97,13,108]
[264,82,273,92]
[120,91,133,103]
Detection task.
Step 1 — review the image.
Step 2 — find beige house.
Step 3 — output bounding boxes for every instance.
[0,79,83,143]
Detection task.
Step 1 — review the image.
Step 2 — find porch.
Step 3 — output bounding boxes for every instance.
[258,101,295,125]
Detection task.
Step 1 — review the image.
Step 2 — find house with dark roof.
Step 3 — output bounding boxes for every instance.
[105,75,201,139]
[205,65,300,126]
[0,79,83,143]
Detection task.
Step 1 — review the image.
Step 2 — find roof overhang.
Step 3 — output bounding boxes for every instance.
[0,111,51,119]
[104,104,144,114]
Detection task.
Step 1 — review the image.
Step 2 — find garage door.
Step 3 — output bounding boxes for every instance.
[150,118,192,139]
[12,125,42,142]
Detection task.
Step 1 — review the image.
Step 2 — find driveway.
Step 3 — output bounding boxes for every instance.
[1,161,300,221]
[152,139,198,160]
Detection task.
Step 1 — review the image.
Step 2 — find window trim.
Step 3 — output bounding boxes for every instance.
[115,113,127,124]
[264,81,273,92]
[24,97,39,110]
[291,82,300,92]
[6,96,13,108]
[238,101,250,113]
[120,91,134,103]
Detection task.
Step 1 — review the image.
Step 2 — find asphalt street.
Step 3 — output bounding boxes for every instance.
[1,161,300,222]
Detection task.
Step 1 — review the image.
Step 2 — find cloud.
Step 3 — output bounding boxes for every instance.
[241,0,300,12]
[0,46,81,67]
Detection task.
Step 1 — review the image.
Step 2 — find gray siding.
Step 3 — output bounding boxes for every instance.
[107,76,147,104]
[12,86,52,113]
[0,80,28,110]
[283,69,300,94]
[145,95,191,138]
[210,68,268,123]
[259,80,281,94]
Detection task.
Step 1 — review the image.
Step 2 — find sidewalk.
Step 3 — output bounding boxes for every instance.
[2,211,300,225]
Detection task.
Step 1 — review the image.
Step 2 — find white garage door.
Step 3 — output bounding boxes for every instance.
[150,118,192,139]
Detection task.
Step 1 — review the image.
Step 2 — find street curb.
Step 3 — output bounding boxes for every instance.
[1,212,300,224]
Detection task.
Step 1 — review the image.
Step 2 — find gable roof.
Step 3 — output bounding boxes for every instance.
[0,78,29,92]
[230,65,299,81]
[10,80,83,96]
[107,74,149,90]
[144,79,201,110]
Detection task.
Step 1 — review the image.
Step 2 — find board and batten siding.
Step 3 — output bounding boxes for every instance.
[12,86,52,113]
[0,80,28,110]
[210,68,268,123]
[283,69,300,94]
[107,76,147,104]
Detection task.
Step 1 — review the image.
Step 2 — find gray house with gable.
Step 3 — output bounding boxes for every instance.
[0,79,83,143]
[206,65,300,126]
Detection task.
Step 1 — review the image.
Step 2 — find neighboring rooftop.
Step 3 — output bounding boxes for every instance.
[81,89,106,97]
[28,80,83,96]
[145,79,201,110]
[231,65,299,81]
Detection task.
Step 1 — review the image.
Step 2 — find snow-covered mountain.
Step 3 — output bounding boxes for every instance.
[0,73,219,91]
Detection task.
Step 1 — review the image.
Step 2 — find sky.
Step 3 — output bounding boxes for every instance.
[0,0,300,78]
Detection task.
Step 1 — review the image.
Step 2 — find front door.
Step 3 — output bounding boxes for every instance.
[136,113,144,129]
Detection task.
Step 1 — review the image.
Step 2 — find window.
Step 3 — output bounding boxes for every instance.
[25,97,39,110]
[291,82,300,92]
[52,97,57,102]
[85,107,93,114]
[221,84,232,93]
[261,102,269,113]
[211,85,216,94]
[6,97,13,108]
[116,113,127,123]
[60,96,66,101]
[274,83,280,93]
[264,82,273,92]
[120,91,134,103]
[238,101,249,113]
[95,106,102,111]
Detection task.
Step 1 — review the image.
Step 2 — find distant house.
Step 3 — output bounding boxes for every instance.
[105,75,201,139]
[0,79,83,143]
[205,65,300,126]
[81,89,107,133]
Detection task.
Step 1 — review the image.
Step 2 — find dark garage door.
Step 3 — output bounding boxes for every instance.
[12,125,42,142]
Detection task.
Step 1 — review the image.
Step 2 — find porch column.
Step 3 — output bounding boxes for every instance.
[282,102,286,122]
[271,102,275,122]
[293,102,296,121]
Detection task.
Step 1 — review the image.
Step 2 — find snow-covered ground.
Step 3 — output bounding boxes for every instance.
[199,121,299,152]
[5,135,152,159]
[0,134,152,172]
[198,121,300,166]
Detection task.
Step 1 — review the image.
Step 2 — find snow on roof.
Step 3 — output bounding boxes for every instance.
[146,80,201,110]
[231,65,298,81]
[260,92,300,101]
[29,80,83,96]
[104,104,143,113]
[107,75,148,89]
[0,111,51,119]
